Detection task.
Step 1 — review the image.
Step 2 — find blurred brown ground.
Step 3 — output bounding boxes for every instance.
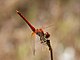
[0,0,80,60]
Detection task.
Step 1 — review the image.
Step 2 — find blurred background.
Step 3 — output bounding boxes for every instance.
[0,0,80,60]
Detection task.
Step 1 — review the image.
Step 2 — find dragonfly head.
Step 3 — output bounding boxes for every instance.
[45,32,50,38]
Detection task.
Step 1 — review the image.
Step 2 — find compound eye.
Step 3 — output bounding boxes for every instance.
[45,32,50,38]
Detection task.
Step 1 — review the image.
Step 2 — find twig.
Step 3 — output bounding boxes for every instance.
[46,40,53,60]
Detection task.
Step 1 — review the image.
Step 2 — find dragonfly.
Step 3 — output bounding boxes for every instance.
[16,10,53,60]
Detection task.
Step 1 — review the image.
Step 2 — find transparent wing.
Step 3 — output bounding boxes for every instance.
[31,32,36,55]
[41,24,55,30]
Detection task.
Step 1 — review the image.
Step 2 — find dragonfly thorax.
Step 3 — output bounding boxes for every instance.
[35,29,44,36]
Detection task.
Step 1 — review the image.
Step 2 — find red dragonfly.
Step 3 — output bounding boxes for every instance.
[16,10,53,54]
[16,10,50,43]
[16,10,53,60]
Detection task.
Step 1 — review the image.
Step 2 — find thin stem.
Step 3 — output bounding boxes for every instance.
[49,45,53,60]
[46,40,53,60]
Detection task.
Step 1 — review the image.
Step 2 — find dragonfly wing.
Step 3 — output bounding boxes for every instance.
[31,32,36,55]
